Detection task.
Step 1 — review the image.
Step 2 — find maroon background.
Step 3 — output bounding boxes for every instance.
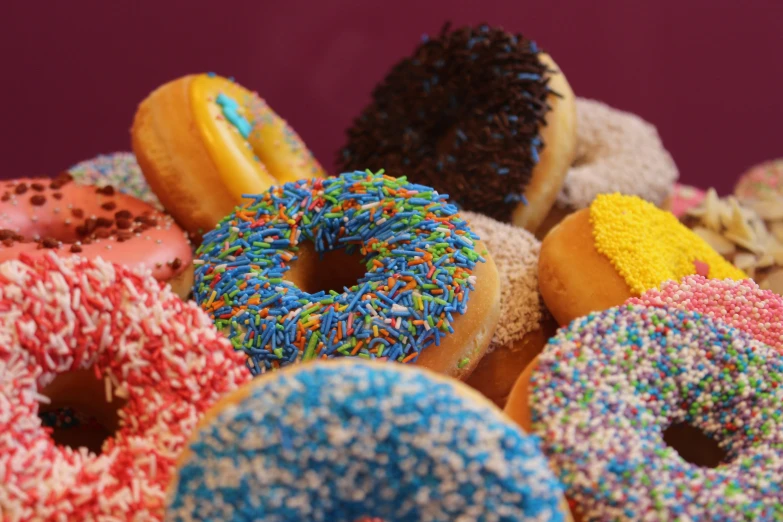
[2,1,782,193]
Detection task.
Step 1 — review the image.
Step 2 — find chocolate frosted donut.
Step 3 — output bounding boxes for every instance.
[338,23,576,232]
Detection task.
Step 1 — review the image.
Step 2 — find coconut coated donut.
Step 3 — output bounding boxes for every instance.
[194,171,501,378]
[166,359,570,522]
[338,23,577,232]
[68,152,162,209]
[505,304,783,520]
[459,211,556,406]
[735,158,783,200]
[538,193,745,325]
[0,254,250,521]
[132,73,326,240]
[0,174,194,298]
[536,98,678,237]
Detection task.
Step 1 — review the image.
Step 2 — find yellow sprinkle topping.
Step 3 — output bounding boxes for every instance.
[590,194,746,294]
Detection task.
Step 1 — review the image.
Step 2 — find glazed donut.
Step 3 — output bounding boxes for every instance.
[628,275,783,349]
[536,98,678,237]
[505,304,783,520]
[68,152,161,209]
[166,359,570,522]
[680,188,783,295]
[667,183,705,218]
[458,211,556,406]
[132,72,326,239]
[734,158,783,200]
[538,193,745,325]
[0,174,194,298]
[194,171,501,378]
[338,23,577,232]
[0,254,250,521]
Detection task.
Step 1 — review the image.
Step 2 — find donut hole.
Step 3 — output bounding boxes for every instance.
[286,241,368,294]
[662,422,727,468]
[37,368,127,454]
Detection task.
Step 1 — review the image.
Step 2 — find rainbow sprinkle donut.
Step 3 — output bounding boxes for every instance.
[529,304,783,520]
[194,170,498,377]
[629,275,783,350]
[166,360,568,522]
[68,152,161,209]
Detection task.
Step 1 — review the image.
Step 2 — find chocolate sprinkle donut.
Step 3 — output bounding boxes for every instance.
[338,23,555,222]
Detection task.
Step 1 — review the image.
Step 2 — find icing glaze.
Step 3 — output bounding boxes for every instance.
[68,152,161,209]
[190,73,325,202]
[0,175,191,281]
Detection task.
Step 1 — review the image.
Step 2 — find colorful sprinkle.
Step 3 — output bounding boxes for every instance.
[530,304,783,520]
[166,361,567,521]
[590,193,746,294]
[628,275,783,351]
[194,171,485,375]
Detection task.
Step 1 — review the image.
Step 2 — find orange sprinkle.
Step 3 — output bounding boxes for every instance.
[350,340,364,356]
[402,352,418,363]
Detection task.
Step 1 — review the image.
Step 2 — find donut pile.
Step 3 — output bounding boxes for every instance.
[2,21,782,522]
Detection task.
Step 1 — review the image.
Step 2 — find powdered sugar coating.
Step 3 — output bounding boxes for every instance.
[0,254,250,521]
[167,361,567,522]
[629,276,783,350]
[556,98,678,209]
[461,211,544,349]
[69,152,162,209]
[531,304,783,520]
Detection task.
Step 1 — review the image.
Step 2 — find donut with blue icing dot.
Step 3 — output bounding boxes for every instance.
[132,72,326,240]
[165,359,571,522]
[193,170,501,379]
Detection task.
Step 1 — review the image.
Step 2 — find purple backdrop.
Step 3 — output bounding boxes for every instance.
[2,1,782,193]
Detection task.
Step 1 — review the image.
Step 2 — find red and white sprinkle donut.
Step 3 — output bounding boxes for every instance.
[0,253,249,521]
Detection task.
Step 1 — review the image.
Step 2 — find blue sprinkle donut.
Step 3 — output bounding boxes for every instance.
[193,170,501,378]
[68,152,162,209]
[525,304,783,520]
[165,360,569,522]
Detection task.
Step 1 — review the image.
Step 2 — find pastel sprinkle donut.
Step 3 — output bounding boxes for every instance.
[628,275,783,350]
[0,253,250,521]
[68,152,162,209]
[522,305,783,520]
[735,158,783,201]
[166,360,569,522]
[194,170,501,378]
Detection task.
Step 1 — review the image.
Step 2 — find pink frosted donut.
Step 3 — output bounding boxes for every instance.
[0,253,250,521]
[627,275,783,349]
[0,174,193,297]
[668,183,705,218]
[735,158,783,200]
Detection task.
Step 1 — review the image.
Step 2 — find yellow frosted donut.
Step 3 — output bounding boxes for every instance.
[132,73,326,239]
[538,193,746,325]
